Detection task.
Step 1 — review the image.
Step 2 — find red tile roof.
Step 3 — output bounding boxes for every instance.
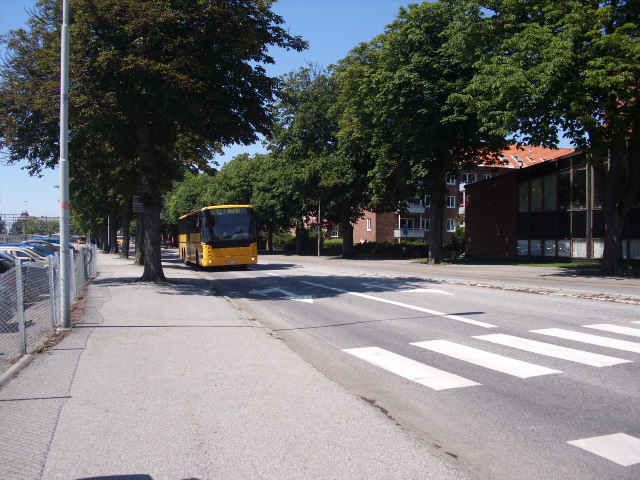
[484,145,575,169]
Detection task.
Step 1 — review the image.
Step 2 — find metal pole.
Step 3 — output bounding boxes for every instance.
[59,0,71,328]
[317,200,321,257]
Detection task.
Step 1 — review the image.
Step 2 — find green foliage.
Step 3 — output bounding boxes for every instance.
[457,0,640,274]
[354,241,429,259]
[336,2,507,263]
[1,0,307,280]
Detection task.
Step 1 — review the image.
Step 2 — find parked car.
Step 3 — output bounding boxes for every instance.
[32,237,75,251]
[9,242,56,256]
[0,245,48,263]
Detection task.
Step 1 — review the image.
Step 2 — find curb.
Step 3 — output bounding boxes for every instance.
[0,354,35,389]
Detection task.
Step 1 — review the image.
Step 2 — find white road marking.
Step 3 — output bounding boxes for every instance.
[301,281,496,328]
[584,324,640,338]
[361,283,453,295]
[249,287,313,303]
[532,329,640,354]
[568,433,640,466]
[265,272,280,276]
[411,340,561,378]
[474,334,631,367]
[343,347,480,390]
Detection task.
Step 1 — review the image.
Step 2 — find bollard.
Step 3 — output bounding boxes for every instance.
[15,259,27,355]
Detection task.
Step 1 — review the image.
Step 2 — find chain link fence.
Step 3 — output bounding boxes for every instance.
[0,245,97,372]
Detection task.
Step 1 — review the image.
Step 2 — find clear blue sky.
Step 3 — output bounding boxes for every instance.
[0,0,571,218]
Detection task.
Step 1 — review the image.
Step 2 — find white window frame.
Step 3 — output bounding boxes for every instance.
[461,173,477,184]
[446,219,456,232]
[421,218,430,232]
[330,227,339,238]
[366,218,372,232]
[446,173,457,185]
[423,195,431,207]
[484,174,492,180]
[446,195,456,208]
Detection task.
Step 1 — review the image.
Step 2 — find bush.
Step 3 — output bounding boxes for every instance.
[354,241,428,258]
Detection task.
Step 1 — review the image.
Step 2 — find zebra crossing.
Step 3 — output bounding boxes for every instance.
[343,322,640,467]
[343,322,639,390]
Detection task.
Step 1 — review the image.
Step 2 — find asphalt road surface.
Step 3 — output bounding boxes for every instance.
[189,254,640,480]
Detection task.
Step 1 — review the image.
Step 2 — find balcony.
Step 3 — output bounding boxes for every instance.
[394,228,427,239]
[405,203,426,214]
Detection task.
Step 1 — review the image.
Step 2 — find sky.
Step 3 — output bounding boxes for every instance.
[0,0,572,219]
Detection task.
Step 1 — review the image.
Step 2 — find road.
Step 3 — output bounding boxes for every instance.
[188,253,640,480]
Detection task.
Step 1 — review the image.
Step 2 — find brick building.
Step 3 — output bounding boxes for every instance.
[466,150,640,260]
[351,145,573,246]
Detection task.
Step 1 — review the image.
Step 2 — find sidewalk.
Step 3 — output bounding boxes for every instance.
[0,252,470,480]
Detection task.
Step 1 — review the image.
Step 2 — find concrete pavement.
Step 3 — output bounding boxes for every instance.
[0,251,471,480]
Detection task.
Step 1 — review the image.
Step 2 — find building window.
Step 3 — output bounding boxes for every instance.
[543,174,557,211]
[421,218,430,231]
[424,195,431,207]
[517,240,529,256]
[366,218,372,232]
[484,174,492,180]
[400,218,415,230]
[460,173,477,184]
[446,219,456,232]
[572,167,587,209]
[331,227,339,238]
[446,196,456,208]
[527,157,536,163]
[531,178,543,212]
[518,182,529,212]
[446,173,457,185]
[512,155,524,167]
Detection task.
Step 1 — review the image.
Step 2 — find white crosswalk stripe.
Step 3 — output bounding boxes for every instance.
[411,340,561,378]
[343,347,480,390]
[474,334,631,367]
[532,328,640,354]
[583,324,640,338]
[568,433,640,466]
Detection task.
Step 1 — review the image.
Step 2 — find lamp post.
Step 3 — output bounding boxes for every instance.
[59,0,71,328]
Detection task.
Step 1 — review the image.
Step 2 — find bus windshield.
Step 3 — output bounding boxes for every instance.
[202,207,256,244]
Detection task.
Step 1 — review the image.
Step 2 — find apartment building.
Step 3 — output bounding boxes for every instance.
[352,146,574,245]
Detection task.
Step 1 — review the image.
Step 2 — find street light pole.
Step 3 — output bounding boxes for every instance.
[59,0,71,328]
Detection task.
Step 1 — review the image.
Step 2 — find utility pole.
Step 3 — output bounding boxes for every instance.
[59,0,71,328]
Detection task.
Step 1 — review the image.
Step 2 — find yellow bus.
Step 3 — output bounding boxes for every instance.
[178,205,258,268]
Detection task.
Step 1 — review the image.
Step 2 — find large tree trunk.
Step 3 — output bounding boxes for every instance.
[134,212,144,266]
[120,207,130,259]
[108,211,119,255]
[101,222,109,253]
[295,222,304,255]
[341,211,354,259]
[601,137,640,275]
[429,169,447,264]
[137,125,166,282]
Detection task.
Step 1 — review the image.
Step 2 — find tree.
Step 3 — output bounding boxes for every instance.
[211,152,293,252]
[1,0,306,281]
[337,2,506,263]
[458,0,640,274]
[268,65,372,258]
